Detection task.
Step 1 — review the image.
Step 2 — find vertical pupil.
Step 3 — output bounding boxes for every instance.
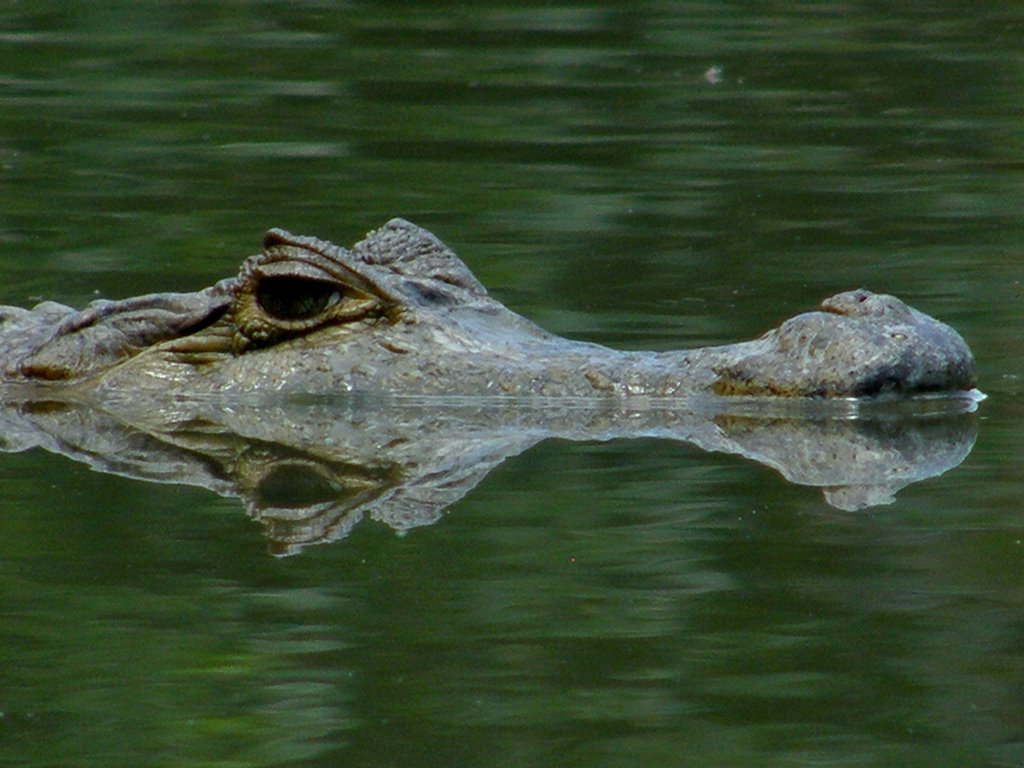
[257,276,340,320]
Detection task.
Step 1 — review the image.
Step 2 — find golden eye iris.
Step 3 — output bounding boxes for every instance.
[231,262,385,354]
[255,276,340,321]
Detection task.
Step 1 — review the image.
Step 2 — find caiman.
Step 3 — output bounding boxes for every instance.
[0,219,978,401]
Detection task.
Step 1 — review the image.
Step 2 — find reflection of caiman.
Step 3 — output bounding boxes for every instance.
[0,219,977,399]
[0,397,978,556]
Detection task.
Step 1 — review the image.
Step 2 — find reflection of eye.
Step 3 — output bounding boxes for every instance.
[257,463,338,508]
[256,276,340,321]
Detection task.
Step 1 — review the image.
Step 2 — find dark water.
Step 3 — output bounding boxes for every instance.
[1,3,1023,766]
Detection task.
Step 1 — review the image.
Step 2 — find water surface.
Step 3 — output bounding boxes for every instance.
[1,3,1022,766]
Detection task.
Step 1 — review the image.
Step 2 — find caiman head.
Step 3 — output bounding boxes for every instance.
[0,218,978,399]
[6,219,534,391]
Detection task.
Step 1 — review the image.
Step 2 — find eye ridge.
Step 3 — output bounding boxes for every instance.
[256,275,341,321]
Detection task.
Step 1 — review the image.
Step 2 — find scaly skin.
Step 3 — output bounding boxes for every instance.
[0,219,977,401]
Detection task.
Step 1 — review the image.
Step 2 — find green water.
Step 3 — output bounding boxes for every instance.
[1,3,1022,766]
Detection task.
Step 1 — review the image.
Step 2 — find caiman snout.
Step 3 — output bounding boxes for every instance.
[712,290,976,398]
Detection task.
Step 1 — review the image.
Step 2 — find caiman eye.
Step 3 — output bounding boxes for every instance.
[256,276,340,321]
[232,265,384,352]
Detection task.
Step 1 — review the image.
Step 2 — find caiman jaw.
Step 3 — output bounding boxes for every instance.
[15,289,233,381]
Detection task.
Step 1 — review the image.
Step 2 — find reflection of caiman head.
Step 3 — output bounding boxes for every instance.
[1,219,977,399]
[0,396,978,556]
